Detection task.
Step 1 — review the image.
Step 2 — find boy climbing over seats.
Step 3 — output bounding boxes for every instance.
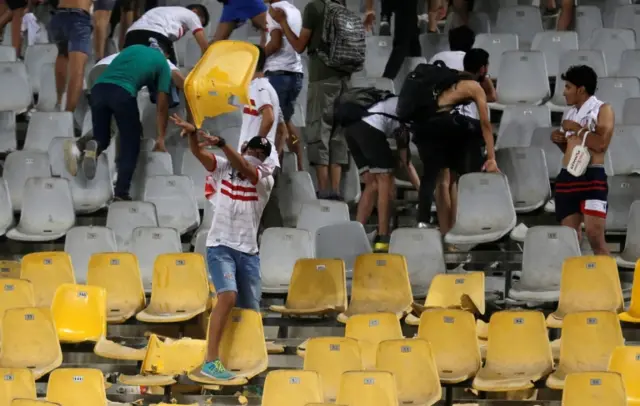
[551,65,614,255]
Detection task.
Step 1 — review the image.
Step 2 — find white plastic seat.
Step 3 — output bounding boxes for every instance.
[0,179,13,236]
[618,50,640,79]
[143,175,200,235]
[64,226,118,283]
[497,147,551,213]
[0,62,32,111]
[296,200,350,235]
[62,152,113,214]
[605,131,640,175]
[445,173,517,245]
[613,4,640,39]
[23,112,74,153]
[623,98,640,125]
[315,221,373,274]
[180,148,208,209]
[497,105,551,148]
[586,28,635,75]
[36,64,61,111]
[496,6,543,48]
[260,228,314,294]
[595,77,640,124]
[0,45,16,62]
[531,31,579,77]
[444,11,491,34]
[24,44,57,94]
[130,151,173,200]
[419,33,450,61]
[131,226,183,291]
[4,150,50,211]
[473,33,519,78]
[6,177,75,241]
[0,111,16,152]
[548,50,607,111]
[105,201,159,250]
[276,171,318,227]
[576,6,603,47]
[617,201,640,268]
[607,175,640,232]
[365,36,392,77]
[530,126,563,179]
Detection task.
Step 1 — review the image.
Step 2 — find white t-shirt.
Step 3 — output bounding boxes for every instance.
[238,77,281,172]
[205,155,274,254]
[96,53,178,71]
[128,7,203,42]
[265,1,303,73]
[362,97,401,136]
[429,50,478,119]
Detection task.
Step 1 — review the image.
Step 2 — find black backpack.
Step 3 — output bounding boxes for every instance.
[331,87,397,128]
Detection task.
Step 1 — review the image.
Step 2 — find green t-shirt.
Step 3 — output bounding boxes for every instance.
[95,45,172,97]
[302,0,351,82]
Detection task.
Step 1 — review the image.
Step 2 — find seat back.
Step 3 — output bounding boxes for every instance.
[0,279,35,320]
[496,51,550,104]
[21,252,75,307]
[586,28,635,75]
[335,371,399,406]
[217,308,268,376]
[142,175,200,234]
[561,371,627,406]
[130,226,182,290]
[0,368,36,405]
[473,34,519,77]
[262,370,324,406]
[345,312,403,370]
[608,345,640,403]
[284,258,347,312]
[315,222,373,274]
[260,228,315,294]
[23,112,73,153]
[497,105,551,149]
[0,260,20,279]
[531,31,579,77]
[4,151,50,211]
[106,201,158,251]
[425,272,485,315]
[51,284,107,343]
[596,77,640,124]
[141,334,206,375]
[46,368,107,406]
[64,226,118,284]
[497,147,551,213]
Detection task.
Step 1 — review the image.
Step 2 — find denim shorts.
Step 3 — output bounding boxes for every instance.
[49,8,92,56]
[266,72,303,122]
[206,245,261,311]
[220,0,267,24]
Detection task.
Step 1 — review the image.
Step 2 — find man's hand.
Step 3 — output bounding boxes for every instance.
[483,159,500,173]
[561,120,582,133]
[198,130,222,148]
[170,113,196,135]
[551,129,567,144]
[269,6,286,23]
[363,11,375,32]
[153,138,167,152]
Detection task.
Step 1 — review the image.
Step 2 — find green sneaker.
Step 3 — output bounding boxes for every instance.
[200,359,235,381]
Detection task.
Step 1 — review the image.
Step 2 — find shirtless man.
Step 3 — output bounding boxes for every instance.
[552,65,614,255]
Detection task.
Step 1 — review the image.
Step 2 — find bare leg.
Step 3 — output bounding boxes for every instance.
[557,0,573,30]
[64,51,89,112]
[93,10,111,60]
[0,7,12,37]
[583,214,609,255]
[10,7,24,58]
[55,55,68,107]
[561,213,583,242]
[428,0,440,32]
[449,172,458,230]
[118,11,133,50]
[211,21,236,43]
[435,168,453,235]
[356,171,377,225]
[206,291,236,361]
[452,0,469,25]
[330,164,342,196]
[315,165,330,195]
[376,173,393,236]
[250,12,267,46]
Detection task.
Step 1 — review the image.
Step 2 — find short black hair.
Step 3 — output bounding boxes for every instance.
[561,65,598,95]
[187,4,210,27]
[463,48,489,74]
[256,45,266,72]
[449,25,476,52]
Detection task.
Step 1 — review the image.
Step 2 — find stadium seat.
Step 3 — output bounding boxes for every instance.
[576,6,603,47]
[275,171,318,227]
[344,312,403,369]
[20,251,75,307]
[260,228,315,294]
[619,49,640,78]
[35,63,57,112]
[493,51,550,107]
[296,200,350,234]
[0,111,16,152]
[509,226,581,302]
[445,173,517,245]
[64,226,118,283]
[444,11,490,34]
[497,147,551,213]
[389,228,446,297]
[376,338,441,405]
[188,308,268,385]
[261,370,323,406]
[547,256,624,328]
[281,151,298,173]
[393,57,425,94]
[364,36,392,77]
[0,62,32,111]
[548,50,607,111]
[623,98,640,125]
[136,253,209,323]
[547,311,624,389]
[315,222,372,276]
[0,307,62,379]
[473,310,553,391]
[419,33,449,61]
[335,371,399,406]
[587,28,635,75]
[105,201,159,250]
[561,371,627,406]
[618,203,640,269]
[46,368,107,406]
[143,175,200,235]
[131,226,183,290]
[59,150,113,214]
[606,128,640,176]
[0,179,13,236]
[24,44,57,94]
[303,337,363,402]
[473,33,519,78]
[596,77,640,124]
[0,260,20,279]
[337,254,412,322]
[531,31,579,77]
[23,112,73,153]
[496,6,542,48]
[530,126,563,179]
[180,149,208,209]
[129,151,173,200]
[4,151,50,211]
[613,4,640,40]
[0,368,36,406]
[192,200,213,245]
[607,176,640,232]
[270,259,346,316]
[0,279,35,336]
[6,177,75,242]
[608,346,640,404]
[0,45,16,62]
[497,105,551,149]
[51,284,106,343]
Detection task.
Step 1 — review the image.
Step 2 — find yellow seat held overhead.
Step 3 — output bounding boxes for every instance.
[262,370,324,406]
[344,312,402,370]
[51,284,107,343]
[335,371,399,406]
[561,372,627,406]
[0,368,36,406]
[619,260,640,323]
[184,40,259,127]
[270,259,347,316]
[46,368,107,406]
[608,345,640,406]
[20,252,75,307]
[0,260,20,279]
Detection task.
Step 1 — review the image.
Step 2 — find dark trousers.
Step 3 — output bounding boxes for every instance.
[91,83,142,198]
[382,0,421,80]
[381,0,393,21]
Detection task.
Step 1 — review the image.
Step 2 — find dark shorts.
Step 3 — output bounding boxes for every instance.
[6,0,26,10]
[555,167,608,222]
[265,71,303,122]
[220,0,267,24]
[49,8,92,55]
[345,120,395,174]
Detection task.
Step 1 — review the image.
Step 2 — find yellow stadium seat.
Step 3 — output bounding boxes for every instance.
[119,334,206,387]
[184,40,258,127]
[136,253,209,323]
[376,338,442,405]
[11,400,60,406]
[0,260,20,279]
[51,284,106,343]
[47,368,106,406]
[546,311,624,389]
[86,253,145,323]
[418,308,481,383]
[472,310,553,392]
[20,252,75,307]
[188,308,268,385]
[0,368,36,406]
[0,307,62,379]
[620,260,640,323]
[303,337,362,402]
[335,371,399,406]
[547,256,623,328]
[270,259,347,316]
[407,272,485,325]
[337,254,413,322]
[305,404,346,406]
[344,312,402,370]
[262,370,324,406]
[608,345,640,406]
[0,279,35,322]
[561,372,627,406]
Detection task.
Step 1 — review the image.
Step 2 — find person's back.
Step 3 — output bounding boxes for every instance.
[128,6,203,41]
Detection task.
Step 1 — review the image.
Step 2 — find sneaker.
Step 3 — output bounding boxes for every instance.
[82,140,98,180]
[63,139,81,176]
[200,359,235,381]
[373,235,390,253]
[379,21,391,36]
[417,222,430,229]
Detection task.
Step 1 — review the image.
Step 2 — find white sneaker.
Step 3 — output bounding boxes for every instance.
[544,199,556,213]
[417,222,430,229]
[63,139,81,176]
[510,223,529,242]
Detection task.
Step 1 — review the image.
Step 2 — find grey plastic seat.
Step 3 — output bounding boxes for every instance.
[130,151,173,200]
[260,228,314,294]
[618,50,640,79]
[131,226,183,290]
[282,151,298,173]
[548,50,607,111]
[143,175,200,235]
[296,200,350,235]
[419,33,449,62]
[613,4,640,36]
[496,6,543,48]
[530,126,563,179]
[365,36,392,78]
[0,62,32,111]
[586,28,635,75]
[24,112,74,152]
[201,110,242,135]
[531,31,579,77]
[341,156,362,204]
[4,150,50,211]
[0,111,16,152]
[350,76,395,92]
[0,179,13,236]
[0,45,16,62]
[444,11,491,34]
[394,57,426,95]
[315,221,372,274]
[576,5,603,47]
[389,228,445,297]
[497,147,551,213]
[605,128,640,175]
[617,201,640,268]
[497,105,551,148]
[24,44,57,94]
[65,155,113,214]
[36,63,58,112]
[64,226,117,283]
[595,77,640,124]
[180,148,208,210]
[509,226,581,302]
[106,201,159,250]
[473,33,519,78]
[607,175,640,232]
[623,98,640,124]
[6,177,75,241]
[192,199,213,246]
[445,173,517,245]
[276,171,317,227]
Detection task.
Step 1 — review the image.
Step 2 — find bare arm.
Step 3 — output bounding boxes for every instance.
[551,129,567,153]
[583,104,614,153]
[469,82,496,161]
[399,148,420,190]
[171,69,185,90]
[481,75,497,103]
[193,30,209,54]
[265,28,283,56]
[258,105,275,137]
[220,144,260,185]
[280,20,312,54]
[187,131,217,172]
[155,92,169,151]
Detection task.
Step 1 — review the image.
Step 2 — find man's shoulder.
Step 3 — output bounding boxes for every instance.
[251,78,278,99]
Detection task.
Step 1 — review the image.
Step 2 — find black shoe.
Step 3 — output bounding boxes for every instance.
[379,21,391,36]
[82,140,98,180]
[373,235,390,253]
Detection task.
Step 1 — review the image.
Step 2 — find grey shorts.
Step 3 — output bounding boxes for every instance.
[94,0,117,11]
[305,76,350,166]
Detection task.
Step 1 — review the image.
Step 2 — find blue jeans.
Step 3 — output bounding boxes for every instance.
[206,245,261,311]
[266,72,303,122]
[49,8,92,56]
